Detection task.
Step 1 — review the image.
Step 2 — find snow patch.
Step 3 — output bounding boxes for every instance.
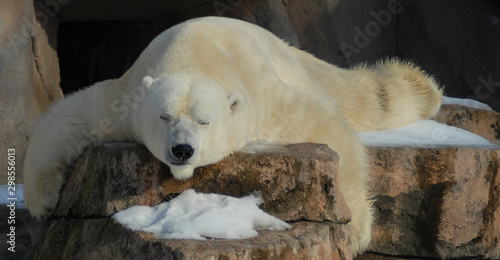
[112,189,290,240]
[359,120,498,148]
[441,96,492,110]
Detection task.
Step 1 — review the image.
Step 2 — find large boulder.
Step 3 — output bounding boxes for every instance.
[30,143,353,260]
[53,143,349,223]
[367,146,500,259]
[0,0,62,183]
[435,105,499,141]
[31,220,348,260]
[26,141,500,259]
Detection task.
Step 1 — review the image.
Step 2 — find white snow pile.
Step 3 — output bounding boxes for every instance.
[0,184,25,209]
[359,120,499,149]
[441,96,492,110]
[112,189,290,240]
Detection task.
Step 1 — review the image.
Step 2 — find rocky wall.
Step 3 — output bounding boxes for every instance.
[0,0,63,183]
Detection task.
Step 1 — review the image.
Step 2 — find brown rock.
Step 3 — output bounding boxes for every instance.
[366,146,500,259]
[54,143,350,224]
[31,142,352,259]
[25,141,500,259]
[29,220,350,260]
[435,105,500,140]
[0,0,62,183]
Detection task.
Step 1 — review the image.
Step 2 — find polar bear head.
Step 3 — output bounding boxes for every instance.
[134,74,246,180]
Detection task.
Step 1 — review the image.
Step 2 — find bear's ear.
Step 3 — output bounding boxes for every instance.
[228,93,245,112]
[142,76,155,88]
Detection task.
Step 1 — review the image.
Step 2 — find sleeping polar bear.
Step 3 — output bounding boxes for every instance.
[23,17,442,256]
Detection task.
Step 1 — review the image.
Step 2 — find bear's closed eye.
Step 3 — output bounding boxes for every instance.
[160,115,172,122]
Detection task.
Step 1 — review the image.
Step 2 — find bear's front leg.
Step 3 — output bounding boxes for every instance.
[23,152,69,220]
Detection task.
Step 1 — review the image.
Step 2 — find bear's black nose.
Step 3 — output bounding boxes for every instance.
[172,144,194,161]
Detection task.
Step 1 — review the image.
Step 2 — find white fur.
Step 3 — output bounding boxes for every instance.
[23,17,442,257]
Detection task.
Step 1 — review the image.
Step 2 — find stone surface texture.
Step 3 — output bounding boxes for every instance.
[31,220,349,260]
[53,143,350,224]
[0,0,62,183]
[29,143,352,260]
[435,105,500,141]
[0,207,44,260]
[23,140,500,260]
[367,146,500,259]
